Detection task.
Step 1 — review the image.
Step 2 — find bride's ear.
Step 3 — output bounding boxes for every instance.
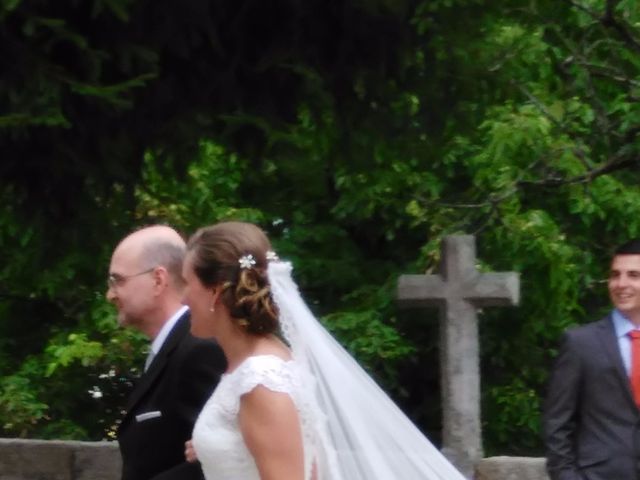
[210,286,224,310]
[208,287,219,313]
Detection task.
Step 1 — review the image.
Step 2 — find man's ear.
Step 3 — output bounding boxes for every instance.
[152,266,169,293]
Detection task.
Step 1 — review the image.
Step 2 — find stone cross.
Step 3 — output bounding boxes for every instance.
[397,235,520,478]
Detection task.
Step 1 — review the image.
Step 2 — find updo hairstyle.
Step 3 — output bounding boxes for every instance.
[186,222,279,335]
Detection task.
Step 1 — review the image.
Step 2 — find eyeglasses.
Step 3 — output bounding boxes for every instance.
[108,268,156,288]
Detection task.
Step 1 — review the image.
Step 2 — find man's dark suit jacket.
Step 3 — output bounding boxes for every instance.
[544,315,640,480]
[118,312,226,480]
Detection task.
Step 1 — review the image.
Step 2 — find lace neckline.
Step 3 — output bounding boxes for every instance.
[224,353,293,377]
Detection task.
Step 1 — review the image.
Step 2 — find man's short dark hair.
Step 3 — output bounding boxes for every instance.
[614,238,640,255]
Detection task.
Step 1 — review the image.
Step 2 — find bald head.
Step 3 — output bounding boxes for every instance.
[114,225,186,290]
[118,225,185,249]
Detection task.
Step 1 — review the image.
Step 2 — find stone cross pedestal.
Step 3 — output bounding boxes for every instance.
[397,235,520,478]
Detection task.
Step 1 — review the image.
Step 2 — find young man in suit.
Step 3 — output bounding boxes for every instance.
[107,225,226,480]
[544,238,640,480]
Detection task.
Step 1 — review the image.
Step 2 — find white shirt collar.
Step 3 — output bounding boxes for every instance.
[150,305,189,355]
[612,308,637,338]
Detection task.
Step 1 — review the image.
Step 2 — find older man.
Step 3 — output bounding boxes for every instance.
[107,225,226,480]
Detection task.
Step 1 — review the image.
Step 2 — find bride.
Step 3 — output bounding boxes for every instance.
[181,221,467,479]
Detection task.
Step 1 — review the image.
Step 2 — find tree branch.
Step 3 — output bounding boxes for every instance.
[565,0,640,52]
[518,154,638,188]
[418,152,638,214]
[601,0,640,52]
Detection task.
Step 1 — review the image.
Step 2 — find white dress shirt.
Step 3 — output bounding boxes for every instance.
[145,305,189,370]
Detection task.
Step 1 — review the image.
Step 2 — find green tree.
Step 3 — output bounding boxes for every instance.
[1,0,640,456]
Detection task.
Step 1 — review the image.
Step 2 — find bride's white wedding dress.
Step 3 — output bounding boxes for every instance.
[192,260,467,480]
[192,354,319,480]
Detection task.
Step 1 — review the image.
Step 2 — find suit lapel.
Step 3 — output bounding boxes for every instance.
[123,312,191,418]
[597,314,638,411]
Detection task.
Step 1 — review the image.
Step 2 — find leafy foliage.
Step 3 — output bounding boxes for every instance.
[1,0,640,457]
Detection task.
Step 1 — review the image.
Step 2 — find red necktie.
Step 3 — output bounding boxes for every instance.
[629,330,640,407]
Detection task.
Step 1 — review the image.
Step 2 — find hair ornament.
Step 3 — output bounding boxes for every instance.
[238,254,256,270]
[266,250,279,262]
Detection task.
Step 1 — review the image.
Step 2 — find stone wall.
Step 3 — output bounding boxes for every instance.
[0,438,549,480]
[475,456,549,480]
[0,438,120,480]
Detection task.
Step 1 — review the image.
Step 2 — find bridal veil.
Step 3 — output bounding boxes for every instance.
[268,260,467,480]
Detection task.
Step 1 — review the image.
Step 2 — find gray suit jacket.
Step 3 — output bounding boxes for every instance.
[543,315,640,480]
